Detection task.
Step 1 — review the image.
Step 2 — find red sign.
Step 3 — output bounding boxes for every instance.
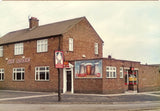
[64,61,69,68]
[55,51,64,68]
[130,67,134,71]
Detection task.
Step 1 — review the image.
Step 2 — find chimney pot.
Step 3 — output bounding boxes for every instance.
[29,17,39,29]
[108,55,112,59]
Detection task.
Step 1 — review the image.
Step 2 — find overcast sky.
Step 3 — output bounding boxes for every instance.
[0,1,159,64]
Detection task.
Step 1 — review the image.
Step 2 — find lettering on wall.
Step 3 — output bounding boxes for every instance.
[7,58,31,64]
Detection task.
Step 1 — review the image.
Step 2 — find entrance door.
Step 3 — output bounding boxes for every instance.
[67,71,71,92]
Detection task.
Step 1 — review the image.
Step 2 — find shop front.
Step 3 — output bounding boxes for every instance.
[125,67,139,92]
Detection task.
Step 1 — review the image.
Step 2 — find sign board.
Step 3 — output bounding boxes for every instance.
[55,51,64,68]
[75,59,102,78]
[7,58,31,64]
[64,61,69,68]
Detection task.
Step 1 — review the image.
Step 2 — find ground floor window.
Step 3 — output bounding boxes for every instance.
[35,66,49,81]
[13,68,24,81]
[106,66,117,78]
[0,69,4,81]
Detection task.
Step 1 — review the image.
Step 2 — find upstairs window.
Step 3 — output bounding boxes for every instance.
[13,68,25,81]
[94,43,98,55]
[120,67,123,78]
[14,43,23,55]
[69,38,73,51]
[0,69,4,81]
[37,39,48,53]
[106,66,117,78]
[0,46,3,57]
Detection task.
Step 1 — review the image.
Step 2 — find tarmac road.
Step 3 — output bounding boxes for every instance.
[0,102,160,111]
[0,90,160,111]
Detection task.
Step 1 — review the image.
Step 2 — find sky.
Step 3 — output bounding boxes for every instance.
[0,1,159,64]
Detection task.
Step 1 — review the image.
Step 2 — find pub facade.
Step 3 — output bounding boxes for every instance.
[0,17,159,94]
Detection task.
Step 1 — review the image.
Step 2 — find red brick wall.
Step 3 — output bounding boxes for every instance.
[0,37,61,92]
[74,79,103,94]
[62,18,103,61]
[102,58,141,94]
[138,65,160,92]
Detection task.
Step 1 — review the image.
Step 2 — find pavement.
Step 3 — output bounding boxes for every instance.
[0,90,160,111]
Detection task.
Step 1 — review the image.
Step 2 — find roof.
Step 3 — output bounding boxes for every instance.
[0,17,85,45]
[68,57,141,63]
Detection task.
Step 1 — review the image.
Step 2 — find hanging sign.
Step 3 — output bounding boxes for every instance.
[55,51,64,68]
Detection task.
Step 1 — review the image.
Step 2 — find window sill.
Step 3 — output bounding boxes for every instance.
[67,51,74,53]
[37,51,48,54]
[14,54,24,56]
[35,80,49,82]
[106,78,117,79]
[13,80,24,82]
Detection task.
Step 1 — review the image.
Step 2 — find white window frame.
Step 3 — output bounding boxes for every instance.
[69,38,73,51]
[37,39,48,53]
[106,66,117,78]
[0,46,3,57]
[94,43,98,55]
[0,69,4,81]
[120,67,123,78]
[13,68,25,81]
[35,66,49,81]
[14,43,24,55]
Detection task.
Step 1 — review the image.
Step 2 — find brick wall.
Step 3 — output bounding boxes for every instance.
[62,18,103,61]
[0,37,61,92]
[138,65,160,92]
[74,78,103,94]
[102,58,141,94]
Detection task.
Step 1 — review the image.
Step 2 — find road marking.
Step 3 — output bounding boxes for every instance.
[144,93,160,97]
[0,94,56,101]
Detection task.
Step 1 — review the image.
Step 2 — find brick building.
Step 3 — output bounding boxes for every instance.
[0,17,159,94]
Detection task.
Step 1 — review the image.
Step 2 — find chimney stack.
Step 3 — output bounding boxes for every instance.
[29,17,39,29]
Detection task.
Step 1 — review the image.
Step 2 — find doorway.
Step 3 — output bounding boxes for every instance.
[63,64,74,94]
[67,71,71,91]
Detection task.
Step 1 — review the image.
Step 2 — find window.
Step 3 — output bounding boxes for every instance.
[106,66,117,78]
[120,67,123,78]
[14,43,23,55]
[35,66,49,81]
[37,39,48,53]
[0,69,4,81]
[94,43,98,55]
[69,38,73,51]
[0,46,3,57]
[13,68,24,81]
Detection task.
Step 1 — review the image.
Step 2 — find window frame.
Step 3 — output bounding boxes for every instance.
[13,68,25,81]
[37,39,48,53]
[69,38,73,51]
[35,66,49,81]
[0,46,3,57]
[14,43,24,55]
[94,42,98,55]
[106,66,117,78]
[120,67,123,78]
[0,68,4,81]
